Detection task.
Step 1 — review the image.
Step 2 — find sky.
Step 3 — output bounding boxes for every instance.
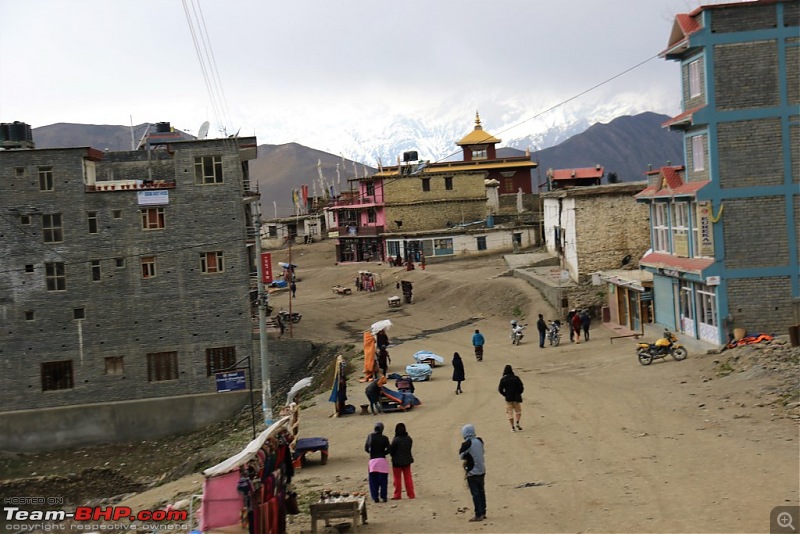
[0,0,713,155]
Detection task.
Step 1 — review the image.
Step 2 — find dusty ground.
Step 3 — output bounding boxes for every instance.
[2,240,798,533]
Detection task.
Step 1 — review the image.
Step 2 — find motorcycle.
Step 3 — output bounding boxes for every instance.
[510,322,526,345]
[277,310,302,324]
[636,329,688,365]
[548,320,561,347]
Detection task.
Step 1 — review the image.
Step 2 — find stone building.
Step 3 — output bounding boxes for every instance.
[0,125,260,450]
[636,0,799,344]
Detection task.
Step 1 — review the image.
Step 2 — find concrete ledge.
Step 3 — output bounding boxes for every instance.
[0,390,253,452]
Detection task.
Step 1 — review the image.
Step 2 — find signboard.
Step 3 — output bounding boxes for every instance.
[215,370,246,393]
[696,201,715,257]
[261,252,273,284]
[137,190,169,205]
[705,276,720,286]
[673,233,689,257]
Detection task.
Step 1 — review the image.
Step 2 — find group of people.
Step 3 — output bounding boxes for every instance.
[365,421,415,502]
[567,308,592,343]
[365,328,392,414]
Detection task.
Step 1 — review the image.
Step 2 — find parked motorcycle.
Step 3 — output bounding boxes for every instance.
[278,310,302,324]
[510,321,526,345]
[548,320,561,347]
[636,329,687,365]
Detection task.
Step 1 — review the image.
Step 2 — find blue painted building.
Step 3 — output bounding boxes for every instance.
[636,0,799,344]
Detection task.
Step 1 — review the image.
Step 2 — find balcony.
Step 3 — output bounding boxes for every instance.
[86,180,176,192]
[329,225,384,237]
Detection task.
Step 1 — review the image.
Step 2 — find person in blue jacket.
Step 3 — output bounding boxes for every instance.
[472,329,485,362]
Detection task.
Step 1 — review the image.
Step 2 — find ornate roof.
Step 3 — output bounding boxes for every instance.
[456,111,501,146]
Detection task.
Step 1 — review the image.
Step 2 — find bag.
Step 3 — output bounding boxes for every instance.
[286,492,300,515]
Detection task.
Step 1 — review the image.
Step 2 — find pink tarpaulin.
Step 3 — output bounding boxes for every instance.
[200,471,242,531]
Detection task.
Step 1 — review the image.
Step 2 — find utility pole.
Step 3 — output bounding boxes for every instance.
[252,202,273,427]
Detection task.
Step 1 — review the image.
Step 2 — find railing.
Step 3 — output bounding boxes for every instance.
[329,225,383,237]
[86,181,176,192]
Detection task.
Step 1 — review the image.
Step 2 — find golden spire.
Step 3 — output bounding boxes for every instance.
[474,110,483,130]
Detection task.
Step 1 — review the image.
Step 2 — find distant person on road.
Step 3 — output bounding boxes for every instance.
[571,311,582,344]
[536,314,547,348]
[581,310,591,341]
[459,424,486,522]
[389,422,416,499]
[290,281,297,298]
[472,329,485,362]
[452,352,465,394]
[365,422,390,503]
[567,309,577,342]
[498,364,524,432]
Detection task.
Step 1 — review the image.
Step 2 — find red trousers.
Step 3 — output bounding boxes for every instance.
[392,465,415,499]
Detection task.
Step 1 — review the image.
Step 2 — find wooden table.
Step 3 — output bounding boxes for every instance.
[310,498,367,533]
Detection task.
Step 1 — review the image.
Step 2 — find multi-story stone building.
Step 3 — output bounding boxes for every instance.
[325,113,539,263]
[0,124,260,450]
[636,0,799,344]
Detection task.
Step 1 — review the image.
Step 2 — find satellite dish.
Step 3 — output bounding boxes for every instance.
[198,121,210,140]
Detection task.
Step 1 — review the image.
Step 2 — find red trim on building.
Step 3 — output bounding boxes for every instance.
[640,252,714,275]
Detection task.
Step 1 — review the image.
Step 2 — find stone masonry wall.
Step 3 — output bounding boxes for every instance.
[717,118,784,188]
[682,56,706,111]
[573,195,651,281]
[727,276,794,334]
[715,40,779,111]
[788,40,799,105]
[722,196,789,269]
[792,122,800,183]
[685,132,710,183]
[384,199,486,234]
[710,4,777,33]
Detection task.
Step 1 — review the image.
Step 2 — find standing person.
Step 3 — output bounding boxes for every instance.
[364,422,390,503]
[498,364,524,432]
[571,311,582,345]
[290,281,297,298]
[581,309,591,341]
[376,329,390,351]
[536,314,547,349]
[567,309,576,342]
[458,424,486,522]
[452,352,465,394]
[365,377,383,414]
[420,253,426,270]
[389,423,416,500]
[377,346,391,376]
[472,329,485,362]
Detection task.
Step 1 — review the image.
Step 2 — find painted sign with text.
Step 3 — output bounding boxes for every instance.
[261,252,273,283]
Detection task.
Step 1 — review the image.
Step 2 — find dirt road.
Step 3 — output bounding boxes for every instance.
[264,242,798,534]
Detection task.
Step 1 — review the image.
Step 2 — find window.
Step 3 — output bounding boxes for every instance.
[444,177,453,191]
[87,211,98,234]
[141,256,156,278]
[112,210,122,219]
[688,59,702,98]
[201,251,224,273]
[472,148,487,160]
[365,181,375,197]
[41,360,73,391]
[206,346,236,376]
[434,238,453,255]
[147,351,178,382]
[73,307,85,319]
[91,260,101,281]
[504,179,515,193]
[194,155,224,184]
[38,167,54,191]
[653,203,669,252]
[42,213,63,243]
[20,215,31,225]
[105,357,124,375]
[476,236,487,251]
[45,262,66,291]
[367,208,376,224]
[141,207,165,230]
[115,257,125,268]
[672,202,689,257]
[25,264,34,273]
[25,311,34,321]
[696,285,717,327]
[421,178,430,192]
[15,167,26,179]
[692,135,705,172]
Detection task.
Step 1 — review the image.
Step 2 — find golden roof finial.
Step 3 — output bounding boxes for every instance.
[474,110,483,130]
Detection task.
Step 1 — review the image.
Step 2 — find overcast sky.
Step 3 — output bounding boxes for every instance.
[0,0,709,152]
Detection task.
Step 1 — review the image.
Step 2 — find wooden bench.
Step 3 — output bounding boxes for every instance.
[332,285,352,295]
[310,499,367,533]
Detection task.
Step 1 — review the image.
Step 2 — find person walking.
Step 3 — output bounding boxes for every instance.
[536,314,547,349]
[365,377,384,415]
[581,309,591,341]
[567,309,576,342]
[290,281,297,298]
[472,329,485,362]
[365,422,391,503]
[389,423,416,500]
[452,352,465,394]
[498,364,524,432]
[571,311,582,345]
[458,424,486,522]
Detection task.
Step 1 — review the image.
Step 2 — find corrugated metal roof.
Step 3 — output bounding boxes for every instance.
[640,252,714,275]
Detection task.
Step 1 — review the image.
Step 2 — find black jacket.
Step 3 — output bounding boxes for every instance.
[498,373,524,403]
[365,432,390,459]
[390,434,414,467]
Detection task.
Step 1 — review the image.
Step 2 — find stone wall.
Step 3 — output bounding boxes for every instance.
[715,40,779,111]
[717,118,784,188]
[685,132,710,183]
[727,276,794,334]
[710,3,777,33]
[722,197,789,269]
[384,199,486,234]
